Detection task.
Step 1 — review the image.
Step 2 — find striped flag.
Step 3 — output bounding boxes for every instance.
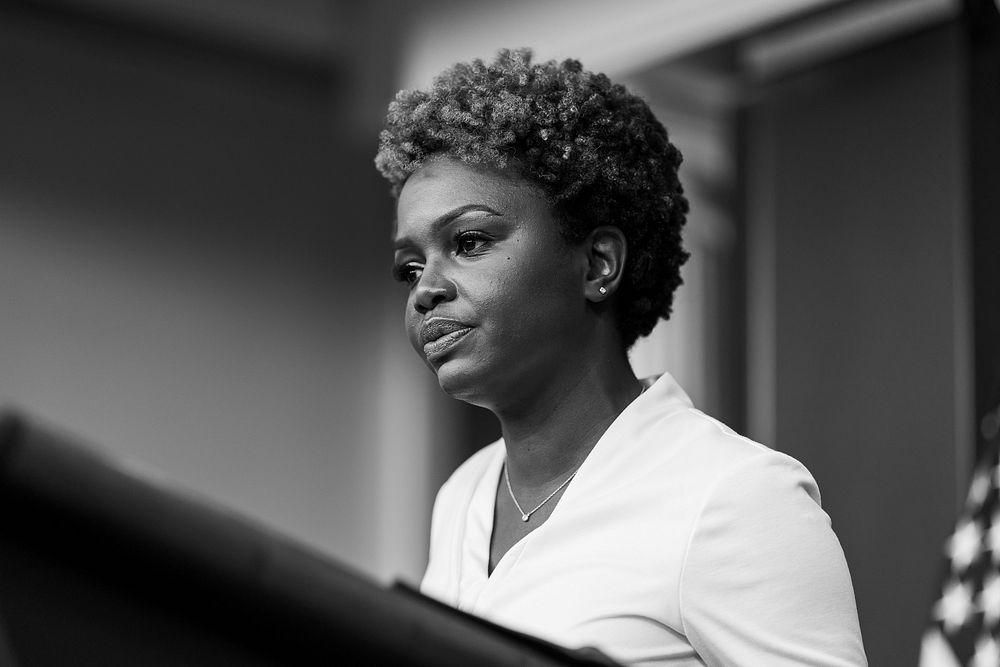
[920,407,1000,666]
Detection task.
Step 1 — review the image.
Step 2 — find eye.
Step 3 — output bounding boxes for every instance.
[455,231,492,256]
[393,262,422,286]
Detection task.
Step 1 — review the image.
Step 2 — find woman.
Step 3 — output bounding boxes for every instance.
[376,49,866,666]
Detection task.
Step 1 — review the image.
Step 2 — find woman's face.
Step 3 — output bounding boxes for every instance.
[392,157,590,406]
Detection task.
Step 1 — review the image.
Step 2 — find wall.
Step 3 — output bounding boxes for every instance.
[0,7,396,578]
[745,24,969,664]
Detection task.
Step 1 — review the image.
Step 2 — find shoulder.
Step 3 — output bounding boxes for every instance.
[673,414,827,552]
[639,400,830,565]
[628,386,821,510]
[632,373,806,467]
[599,374,822,527]
[674,408,820,503]
[664,414,866,665]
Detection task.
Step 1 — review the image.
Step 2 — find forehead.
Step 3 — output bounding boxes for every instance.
[394,158,547,233]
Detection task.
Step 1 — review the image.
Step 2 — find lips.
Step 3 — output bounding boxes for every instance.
[419,318,473,358]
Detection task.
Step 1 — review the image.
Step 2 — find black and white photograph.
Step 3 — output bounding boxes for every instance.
[1,0,998,665]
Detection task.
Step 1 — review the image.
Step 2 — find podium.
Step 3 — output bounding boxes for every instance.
[0,411,619,666]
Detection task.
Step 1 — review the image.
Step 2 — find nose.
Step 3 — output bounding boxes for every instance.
[413,262,456,314]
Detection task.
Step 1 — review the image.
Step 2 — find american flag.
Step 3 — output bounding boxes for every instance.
[921,405,1000,666]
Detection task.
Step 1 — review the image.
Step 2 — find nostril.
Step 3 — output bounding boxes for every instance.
[415,283,452,313]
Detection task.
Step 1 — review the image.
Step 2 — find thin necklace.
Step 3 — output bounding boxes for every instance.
[503,382,648,522]
[503,464,578,522]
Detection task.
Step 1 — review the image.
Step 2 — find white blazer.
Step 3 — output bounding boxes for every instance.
[421,373,867,666]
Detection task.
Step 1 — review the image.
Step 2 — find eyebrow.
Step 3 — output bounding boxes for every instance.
[393,204,501,250]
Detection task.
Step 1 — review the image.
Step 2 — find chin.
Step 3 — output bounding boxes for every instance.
[433,358,491,407]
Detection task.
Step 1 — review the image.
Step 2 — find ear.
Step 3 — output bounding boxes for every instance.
[583,226,627,302]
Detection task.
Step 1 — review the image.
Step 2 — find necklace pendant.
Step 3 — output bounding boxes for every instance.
[521,513,530,522]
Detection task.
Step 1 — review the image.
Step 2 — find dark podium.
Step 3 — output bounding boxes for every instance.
[0,411,619,666]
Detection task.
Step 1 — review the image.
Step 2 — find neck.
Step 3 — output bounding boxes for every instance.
[496,347,642,490]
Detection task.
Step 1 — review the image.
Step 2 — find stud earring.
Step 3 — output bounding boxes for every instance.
[599,286,608,295]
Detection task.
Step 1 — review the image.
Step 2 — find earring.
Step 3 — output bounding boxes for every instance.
[599,286,608,295]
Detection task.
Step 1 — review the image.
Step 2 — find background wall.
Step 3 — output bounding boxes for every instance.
[0,4,395,576]
[744,24,969,665]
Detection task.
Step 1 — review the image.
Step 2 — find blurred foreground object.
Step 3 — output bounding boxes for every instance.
[0,410,618,667]
[920,416,1000,666]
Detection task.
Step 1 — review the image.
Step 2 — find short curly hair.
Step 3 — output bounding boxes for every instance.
[375,48,689,348]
